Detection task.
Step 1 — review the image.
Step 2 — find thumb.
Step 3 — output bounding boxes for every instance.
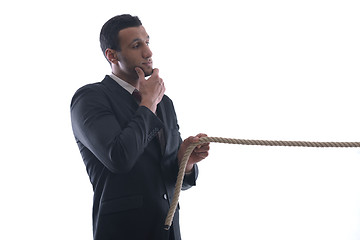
[135,67,145,80]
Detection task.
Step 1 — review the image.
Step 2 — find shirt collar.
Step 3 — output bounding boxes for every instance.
[109,73,136,94]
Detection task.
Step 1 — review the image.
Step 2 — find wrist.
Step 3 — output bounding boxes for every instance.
[140,101,156,113]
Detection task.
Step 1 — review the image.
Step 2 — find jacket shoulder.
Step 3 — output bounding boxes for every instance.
[70,77,113,108]
[70,82,101,107]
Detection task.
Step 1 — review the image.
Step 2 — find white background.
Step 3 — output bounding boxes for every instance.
[1,0,360,239]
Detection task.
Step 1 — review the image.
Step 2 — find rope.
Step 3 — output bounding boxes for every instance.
[164,136,360,230]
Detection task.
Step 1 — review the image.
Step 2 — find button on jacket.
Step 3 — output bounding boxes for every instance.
[70,75,198,240]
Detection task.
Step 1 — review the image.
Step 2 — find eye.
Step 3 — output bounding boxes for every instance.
[132,43,140,49]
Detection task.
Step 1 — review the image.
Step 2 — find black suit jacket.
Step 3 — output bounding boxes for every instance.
[70,75,198,240]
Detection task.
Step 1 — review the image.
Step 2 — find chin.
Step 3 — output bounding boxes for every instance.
[144,68,154,77]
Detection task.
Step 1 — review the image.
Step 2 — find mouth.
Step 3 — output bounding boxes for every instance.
[142,60,153,68]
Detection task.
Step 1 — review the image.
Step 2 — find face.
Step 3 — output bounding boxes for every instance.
[116,26,153,78]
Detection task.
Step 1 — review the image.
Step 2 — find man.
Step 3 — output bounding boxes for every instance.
[70,14,210,240]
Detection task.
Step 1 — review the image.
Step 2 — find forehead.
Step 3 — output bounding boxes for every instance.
[118,26,149,46]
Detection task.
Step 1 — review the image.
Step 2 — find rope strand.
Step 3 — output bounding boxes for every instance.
[164,136,360,230]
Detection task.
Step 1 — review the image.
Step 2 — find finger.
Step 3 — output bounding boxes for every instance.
[194,144,210,152]
[157,85,166,103]
[200,143,210,148]
[196,133,208,138]
[161,82,166,94]
[184,136,199,145]
[194,147,210,154]
[135,67,145,80]
[185,135,207,146]
[194,152,209,159]
[195,153,209,162]
[151,68,159,78]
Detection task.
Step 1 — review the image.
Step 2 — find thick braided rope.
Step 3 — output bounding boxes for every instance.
[164,136,360,230]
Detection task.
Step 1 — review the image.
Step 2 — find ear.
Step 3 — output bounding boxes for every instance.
[105,48,118,64]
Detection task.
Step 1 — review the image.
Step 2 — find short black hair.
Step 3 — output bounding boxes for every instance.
[99,14,142,59]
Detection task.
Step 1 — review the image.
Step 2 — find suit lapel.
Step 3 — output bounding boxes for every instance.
[102,76,135,102]
[103,75,167,156]
[101,75,141,116]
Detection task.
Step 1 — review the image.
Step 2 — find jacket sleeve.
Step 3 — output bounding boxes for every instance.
[70,85,164,174]
[182,164,198,190]
[164,97,199,190]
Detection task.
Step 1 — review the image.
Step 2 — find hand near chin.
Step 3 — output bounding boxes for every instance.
[135,67,165,113]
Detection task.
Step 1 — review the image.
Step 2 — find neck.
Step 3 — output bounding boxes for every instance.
[112,68,139,89]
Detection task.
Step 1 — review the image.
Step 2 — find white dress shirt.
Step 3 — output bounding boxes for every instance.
[109,73,136,94]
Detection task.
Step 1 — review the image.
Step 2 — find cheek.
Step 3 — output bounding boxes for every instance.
[118,57,133,70]
[121,54,138,68]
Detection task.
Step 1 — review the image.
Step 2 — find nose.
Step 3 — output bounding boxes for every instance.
[143,44,152,59]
